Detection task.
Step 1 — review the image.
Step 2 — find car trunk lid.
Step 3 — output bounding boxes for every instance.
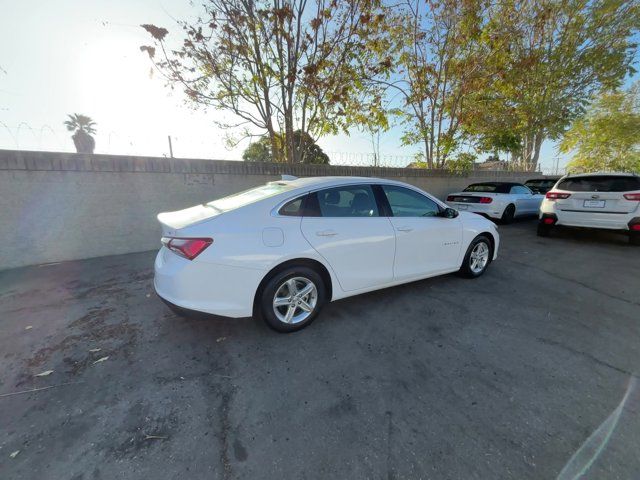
[157,204,223,236]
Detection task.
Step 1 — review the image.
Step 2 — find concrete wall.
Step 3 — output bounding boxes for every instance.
[0,149,541,270]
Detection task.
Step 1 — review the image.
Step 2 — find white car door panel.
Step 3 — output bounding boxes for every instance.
[300,185,395,292]
[381,185,463,280]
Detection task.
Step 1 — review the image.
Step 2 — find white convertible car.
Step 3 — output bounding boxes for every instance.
[446,182,544,223]
[154,176,500,332]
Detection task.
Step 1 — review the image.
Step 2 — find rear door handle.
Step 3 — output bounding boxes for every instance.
[396,226,413,232]
[316,230,338,237]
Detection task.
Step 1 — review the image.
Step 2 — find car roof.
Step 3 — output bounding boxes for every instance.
[268,176,413,190]
[562,171,638,179]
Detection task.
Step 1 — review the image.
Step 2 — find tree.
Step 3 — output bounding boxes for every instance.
[378,0,488,169]
[445,152,476,173]
[243,130,330,164]
[474,0,639,171]
[242,137,272,162]
[560,83,640,173]
[141,0,390,163]
[64,114,96,154]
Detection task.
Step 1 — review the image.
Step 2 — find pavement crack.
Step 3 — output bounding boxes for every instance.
[537,337,634,377]
[504,258,639,307]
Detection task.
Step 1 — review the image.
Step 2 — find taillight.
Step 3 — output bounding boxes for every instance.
[623,193,640,201]
[479,197,493,204]
[630,224,640,231]
[546,191,571,200]
[161,237,213,260]
[446,195,455,202]
[543,217,555,225]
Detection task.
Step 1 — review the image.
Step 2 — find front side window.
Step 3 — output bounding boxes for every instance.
[511,186,532,195]
[382,185,440,217]
[314,185,379,217]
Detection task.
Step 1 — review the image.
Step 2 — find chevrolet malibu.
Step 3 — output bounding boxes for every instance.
[154,176,500,332]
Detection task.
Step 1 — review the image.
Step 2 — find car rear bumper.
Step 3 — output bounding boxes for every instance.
[154,248,264,318]
[447,202,503,220]
[540,210,637,230]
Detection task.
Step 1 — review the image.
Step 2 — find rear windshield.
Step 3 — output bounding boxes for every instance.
[207,183,292,211]
[556,176,640,192]
[525,180,556,187]
[463,183,510,193]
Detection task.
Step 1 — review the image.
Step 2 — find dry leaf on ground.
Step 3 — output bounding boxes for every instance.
[88,348,101,353]
[34,370,53,377]
[9,450,20,458]
[92,356,109,365]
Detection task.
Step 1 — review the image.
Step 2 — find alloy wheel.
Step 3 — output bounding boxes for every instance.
[272,277,318,324]
[469,242,489,274]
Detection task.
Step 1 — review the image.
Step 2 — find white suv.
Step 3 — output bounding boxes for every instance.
[538,173,640,245]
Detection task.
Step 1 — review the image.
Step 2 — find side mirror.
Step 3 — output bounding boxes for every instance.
[441,207,459,219]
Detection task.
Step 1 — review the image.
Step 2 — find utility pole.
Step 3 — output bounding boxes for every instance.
[168,135,174,158]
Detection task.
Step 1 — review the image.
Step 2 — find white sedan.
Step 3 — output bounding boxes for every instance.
[154,176,500,332]
[446,182,544,223]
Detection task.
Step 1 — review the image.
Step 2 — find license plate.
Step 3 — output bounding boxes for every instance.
[583,200,605,208]
[457,204,468,210]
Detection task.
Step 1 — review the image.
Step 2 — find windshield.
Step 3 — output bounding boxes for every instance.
[207,183,293,211]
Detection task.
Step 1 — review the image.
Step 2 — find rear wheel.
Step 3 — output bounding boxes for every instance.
[630,232,640,246]
[500,204,516,224]
[259,267,326,333]
[460,235,492,278]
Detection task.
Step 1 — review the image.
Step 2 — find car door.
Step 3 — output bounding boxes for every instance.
[379,184,463,281]
[300,184,395,292]
[510,185,536,214]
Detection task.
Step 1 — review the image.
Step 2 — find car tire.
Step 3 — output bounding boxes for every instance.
[537,222,552,237]
[630,232,640,246]
[500,204,516,224]
[259,266,326,333]
[459,235,492,278]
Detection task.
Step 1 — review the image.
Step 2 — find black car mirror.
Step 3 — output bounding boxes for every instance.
[441,207,459,219]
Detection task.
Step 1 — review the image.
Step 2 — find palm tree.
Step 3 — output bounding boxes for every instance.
[64,114,96,153]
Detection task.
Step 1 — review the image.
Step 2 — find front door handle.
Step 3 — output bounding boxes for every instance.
[396,226,413,232]
[316,230,338,237]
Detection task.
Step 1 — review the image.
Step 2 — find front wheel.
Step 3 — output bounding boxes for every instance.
[259,267,326,333]
[459,236,492,278]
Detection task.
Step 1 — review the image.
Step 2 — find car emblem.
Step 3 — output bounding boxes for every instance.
[591,194,600,199]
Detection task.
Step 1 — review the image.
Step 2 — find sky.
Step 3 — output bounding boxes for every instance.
[0,0,636,172]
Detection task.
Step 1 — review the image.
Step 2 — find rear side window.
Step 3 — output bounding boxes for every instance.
[313,185,379,217]
[382,185,440,217]
[279,195,306,216]
[557,176,640,192]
